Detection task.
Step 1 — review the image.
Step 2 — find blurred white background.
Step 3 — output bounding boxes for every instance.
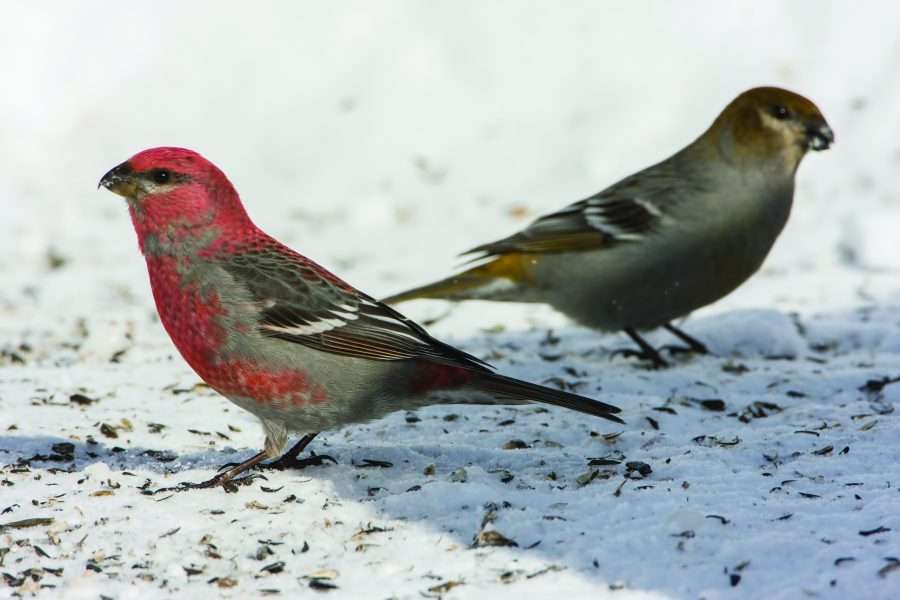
[2,1,898,338]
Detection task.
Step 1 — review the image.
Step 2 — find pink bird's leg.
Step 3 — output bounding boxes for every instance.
[146,433,333,495]
[148,450,271,494]
[610,328,669,369]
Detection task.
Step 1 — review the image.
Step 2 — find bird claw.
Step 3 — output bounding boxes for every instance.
[259,452,337,472]
[142,472,265,495]
[610,347,669,369]
[659,343,708,357]
[661,324,709,355]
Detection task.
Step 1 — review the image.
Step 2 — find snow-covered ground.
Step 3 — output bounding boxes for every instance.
[2,2,899,599]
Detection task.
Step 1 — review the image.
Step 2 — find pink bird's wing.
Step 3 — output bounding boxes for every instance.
[222,241,623,424]
[222,248,492,370]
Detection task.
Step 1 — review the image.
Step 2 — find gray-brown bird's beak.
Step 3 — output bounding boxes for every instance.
[806,123,834,151]
[98,161,137,197]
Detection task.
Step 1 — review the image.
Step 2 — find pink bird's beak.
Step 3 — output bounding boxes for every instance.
[99,161,138,197]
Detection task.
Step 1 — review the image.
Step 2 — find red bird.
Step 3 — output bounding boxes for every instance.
[99,147,623,491]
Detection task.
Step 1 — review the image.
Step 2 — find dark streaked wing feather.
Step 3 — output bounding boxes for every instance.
[222,247,491,370]
[464,164,677,258]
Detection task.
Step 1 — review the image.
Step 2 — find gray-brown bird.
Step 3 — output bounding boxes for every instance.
[383,87,834,367]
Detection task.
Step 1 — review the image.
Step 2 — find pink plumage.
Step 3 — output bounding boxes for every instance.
[100,147,622,491]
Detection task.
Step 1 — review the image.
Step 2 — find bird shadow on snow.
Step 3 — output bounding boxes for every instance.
[0,433,250,475]
[4,307,900,596]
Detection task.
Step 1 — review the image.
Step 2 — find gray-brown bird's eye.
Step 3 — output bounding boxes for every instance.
[771,105,790,120]
[151,169,171,184]
[383,86,832,369]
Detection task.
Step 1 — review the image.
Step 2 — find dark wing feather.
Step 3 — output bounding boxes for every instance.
[464,165,676,258]
[222,247,491,371]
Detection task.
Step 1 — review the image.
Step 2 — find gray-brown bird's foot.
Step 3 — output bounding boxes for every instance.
[660,344,706,357]
[612,328,670,369]
[610,346,669,369]
[662,323,709,355]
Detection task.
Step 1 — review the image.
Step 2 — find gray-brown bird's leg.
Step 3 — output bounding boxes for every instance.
[258,432,336,471]
[611,328,669,368]
[662,323,709,355]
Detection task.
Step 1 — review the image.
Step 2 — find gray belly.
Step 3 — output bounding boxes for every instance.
[532,223,783,331]
[218,338,484,434]
[220,350,410,432]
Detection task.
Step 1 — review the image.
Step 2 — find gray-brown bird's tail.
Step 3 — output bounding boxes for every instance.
[473,371,624,424]
[382,254,533,304]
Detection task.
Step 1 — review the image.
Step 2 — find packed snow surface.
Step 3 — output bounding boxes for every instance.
[1,3,899,599]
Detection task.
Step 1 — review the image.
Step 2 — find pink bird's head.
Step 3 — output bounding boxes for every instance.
[100,147,254,252]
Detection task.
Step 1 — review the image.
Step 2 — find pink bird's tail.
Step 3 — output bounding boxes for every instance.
[472,371,624,424]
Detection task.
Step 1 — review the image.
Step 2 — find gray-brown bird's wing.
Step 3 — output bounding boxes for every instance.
[464,162,681,258]
[221,244,491,370]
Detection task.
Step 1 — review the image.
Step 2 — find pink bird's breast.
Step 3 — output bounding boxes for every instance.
[145,255,327,408]
[146,254,227,370]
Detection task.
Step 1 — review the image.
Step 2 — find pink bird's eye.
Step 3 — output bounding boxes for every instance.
[151,169,171,184]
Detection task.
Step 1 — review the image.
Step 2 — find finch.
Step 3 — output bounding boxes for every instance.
[99,147,622,491]
[383,87,834,368]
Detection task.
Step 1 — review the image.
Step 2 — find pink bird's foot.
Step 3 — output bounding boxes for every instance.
[150,472,263,495]
[256,432,335,471]
[143,449,272,495]
[260,451,337,471]
[142,433,325,494]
